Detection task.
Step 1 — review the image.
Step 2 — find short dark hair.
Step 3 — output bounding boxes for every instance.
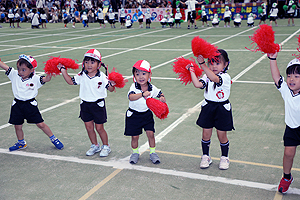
[17,59,32,69]
[286,64,300,75]
[208,49,230,72]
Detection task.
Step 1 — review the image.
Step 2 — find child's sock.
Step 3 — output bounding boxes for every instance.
[49,135,56,140]
[18,139,25,144]
[149,147,156,154]
[132,147,139,154]
[201,139,210,156]
[220,141,229,157]
[284,173,292,180]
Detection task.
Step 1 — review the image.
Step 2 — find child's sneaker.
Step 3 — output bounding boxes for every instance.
[86,144,101,156]
[129,153,139,164]
[278,176,294,194]
[219,156,230,170]
[200,155,212,169]
[9,141,27,151]
[51,137,64,150]
[150,153,160,164]
[100,145,111,157]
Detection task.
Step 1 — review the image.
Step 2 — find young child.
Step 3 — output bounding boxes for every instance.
[14,9,21,28]
[70,8,76,28]
[125,15,132,28]
[58,49,115,157]
[247,13,255,27]
[160,15,168,28]
[40,9,47,28]
[187,49,234,170]
[97,8,105,28]
[8,9,15,28]
[200,5,209,27]
[223,6,231,28]
[211,13,220,27]
[108,8,116,28]
[269,3,278,26]
[233,13,241,27]
[175,8,182,28]
[31,9,40,29]
[81,11,88,28]
[137,7,144,28]
[62,9,69,28]
[124,60,166,164]
[268,52,300,194]
[145,8,151,29]
[0,55,64,151]
[168,13,175,28]
[119,8,126,28]
[287,0,297,26]
[258,3,267,25]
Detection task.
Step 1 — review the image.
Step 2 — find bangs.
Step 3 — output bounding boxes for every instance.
[83,56,99,63]
[286,64,300,75]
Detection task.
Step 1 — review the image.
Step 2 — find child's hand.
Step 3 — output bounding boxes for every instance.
[57,63,65,71]
[267,52,278,60]
[142,91,151,98]
[159,96,166,103]
[197,55,205,64]
[186,64,195,73]
[109,80,116,87]
[44,73,52,82]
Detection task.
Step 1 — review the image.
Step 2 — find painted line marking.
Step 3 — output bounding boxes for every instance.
[78,168,122,200]
[1,148,299,195]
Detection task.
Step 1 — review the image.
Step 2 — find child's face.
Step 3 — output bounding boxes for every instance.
[134,69,151,86]
[84,59,100,75]
[17,63,34,79]
[287,73,300,94]
[208,59,228,75]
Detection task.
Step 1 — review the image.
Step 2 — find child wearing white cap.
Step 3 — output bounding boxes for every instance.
[268,52,300,194]
[124,60,166,164]
[0,55,64,151]
[58,49,116,157]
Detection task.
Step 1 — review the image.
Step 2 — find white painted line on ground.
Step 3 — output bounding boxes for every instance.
[0,148,299,195]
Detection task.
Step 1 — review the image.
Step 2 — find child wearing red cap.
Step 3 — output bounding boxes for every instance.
[268,52,300,194]
[0,55,64,151]
[58,49,116,157]
[124,60,166,164]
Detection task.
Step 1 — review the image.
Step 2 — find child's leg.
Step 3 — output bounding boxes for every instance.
[84,121,98,145]
[146,130,155,148]
[216,130,229,156]
[283,146,297,175]
[131,135,139,149]
[130,135,140,164]
[15,124,25,140]
[36,122,53,137]
[95,123,108,146]
[202,128,213,155]
[292,18,295,25]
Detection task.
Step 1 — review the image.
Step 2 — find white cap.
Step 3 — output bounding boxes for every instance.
[19,54,37,69]
[287,58,300,68]
[84,49,101,61]
[132,60,151,73]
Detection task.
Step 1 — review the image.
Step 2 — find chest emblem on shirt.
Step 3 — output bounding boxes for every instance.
[26,83,34,90]
[98,82,102,88]
[216,89,224,99]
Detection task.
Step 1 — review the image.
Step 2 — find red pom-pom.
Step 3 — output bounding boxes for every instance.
[146,98,169,120]
[44,56,61,76]
[108,67,128,88]
[246,24,280,54]
[191,36,220,59]
[172,57,204,85]
[58,58,79,70]
[43,56,79,76]
[292,35,300,59]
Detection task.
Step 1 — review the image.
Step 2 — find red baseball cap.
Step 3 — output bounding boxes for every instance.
[84,49,102,61]
[19,54,37,69]
[132,60,151,73]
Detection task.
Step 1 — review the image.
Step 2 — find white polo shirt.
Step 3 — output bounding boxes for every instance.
[128,82,161,112]
[186,0,197,12]
[278,77,300,128]
[6,67,44,101]
[72,71,109,102]
[224,10,231,18]
[200,73,231,102]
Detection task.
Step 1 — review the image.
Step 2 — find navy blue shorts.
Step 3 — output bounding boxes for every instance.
[80,99,107,124]
[202,16,207,22]
[196,99,234,131]
[9,98,44,125]
[187,11,196,20]
[224,17,230,23]
[284,125,300,146]
[124,108,155,136]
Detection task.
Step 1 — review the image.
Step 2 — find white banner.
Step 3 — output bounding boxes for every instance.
[118,7,173,22]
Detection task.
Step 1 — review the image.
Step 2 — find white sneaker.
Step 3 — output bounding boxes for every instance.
[219,156,230,170]
[100,145,111,157]
[200,155,212,169]
[86,144,101,156]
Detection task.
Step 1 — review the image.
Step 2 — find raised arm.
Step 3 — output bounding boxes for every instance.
[267,52,281,85]
[187,64,204,88]
[197,55,221,83]
[58,63,74,85]
[0,59,10,72]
